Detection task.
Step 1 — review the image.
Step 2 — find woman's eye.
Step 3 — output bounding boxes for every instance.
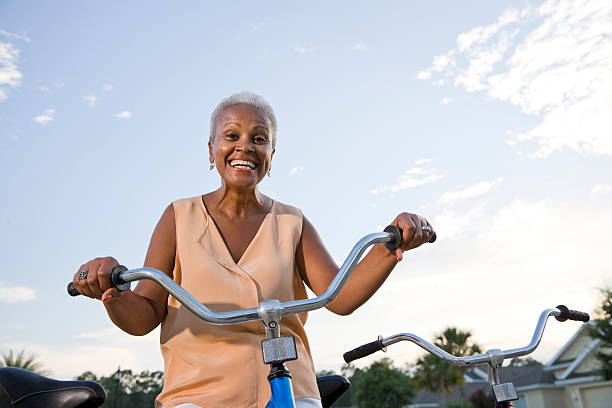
[254,136,267,144]
[225,133,238,140]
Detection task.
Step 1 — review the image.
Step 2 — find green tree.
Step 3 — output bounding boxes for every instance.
[0,349,49,375]
[413,327,482,394]
[591,286,612,380]
[442,400,473,408]
[349,358,415,408]
[76,368,164,407]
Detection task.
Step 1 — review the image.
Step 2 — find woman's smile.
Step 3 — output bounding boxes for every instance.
[228,159,257,171]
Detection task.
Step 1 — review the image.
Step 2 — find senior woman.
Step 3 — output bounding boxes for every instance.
[73,92,435,408]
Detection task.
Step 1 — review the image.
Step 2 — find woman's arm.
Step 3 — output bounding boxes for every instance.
[295,213,434,316]
[74,204,176,336]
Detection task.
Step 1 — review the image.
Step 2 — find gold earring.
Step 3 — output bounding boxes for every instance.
[267,168,271,177]
[210,161,215,171]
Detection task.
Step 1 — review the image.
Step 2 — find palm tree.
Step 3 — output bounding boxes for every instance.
[413,327,481,394]
[1,349,49,375]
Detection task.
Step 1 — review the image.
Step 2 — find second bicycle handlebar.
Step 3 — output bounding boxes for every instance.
[343,305,590,364]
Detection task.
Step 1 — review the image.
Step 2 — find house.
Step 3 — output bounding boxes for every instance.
[409,322,612,408]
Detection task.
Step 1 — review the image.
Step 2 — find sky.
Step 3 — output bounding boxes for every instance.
[1,0,611,380]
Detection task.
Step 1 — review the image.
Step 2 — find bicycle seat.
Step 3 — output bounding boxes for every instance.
[316,375,350,408]
[0,367,106,408]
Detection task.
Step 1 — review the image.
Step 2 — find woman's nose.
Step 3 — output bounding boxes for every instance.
[236,139,254,152]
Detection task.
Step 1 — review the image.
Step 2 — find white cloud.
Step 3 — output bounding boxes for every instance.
[0,29,31,43]
[0,41,22,102]
[371,165,443,194]
[415,158,432,165]
[249,21,265,30]
[294,45,318,54]
[591,184,612,195]
[418,0,612,157]
[33,109,55,125]
[83,94,96,108]
[103,84,113,92]
[0,282,36,303]
[38,85,51,92]
[352,43,367,51]
[114,111,132,119]
[440,97,451,105]
[289,166,304,176]
[417,51,455,80]
[438,177,503,205]
[417,70,431,80]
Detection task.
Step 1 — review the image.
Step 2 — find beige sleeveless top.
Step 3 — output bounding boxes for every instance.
[155,196,320,408]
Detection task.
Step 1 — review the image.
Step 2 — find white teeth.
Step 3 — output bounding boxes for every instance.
[231,160,256,169]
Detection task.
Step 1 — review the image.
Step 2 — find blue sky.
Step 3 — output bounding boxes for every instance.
[1,0,611,379]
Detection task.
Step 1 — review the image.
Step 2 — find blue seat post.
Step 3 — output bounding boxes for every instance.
[265,363,295,408]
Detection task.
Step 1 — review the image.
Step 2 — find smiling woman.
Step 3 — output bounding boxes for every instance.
[71,91,436,408]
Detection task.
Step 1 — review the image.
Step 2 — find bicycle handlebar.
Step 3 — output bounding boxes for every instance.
[343,305,590,364]
[68,225,433,325]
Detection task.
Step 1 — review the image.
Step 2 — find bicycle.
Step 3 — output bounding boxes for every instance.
[342,305,590,408]
[0,225,422,408]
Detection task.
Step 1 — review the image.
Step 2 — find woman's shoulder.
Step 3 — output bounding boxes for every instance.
[170,195,203,212]
[272,198,303,217]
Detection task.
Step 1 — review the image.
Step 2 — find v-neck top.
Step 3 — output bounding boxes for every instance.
[155,196,319,408]
[202,196,274,266]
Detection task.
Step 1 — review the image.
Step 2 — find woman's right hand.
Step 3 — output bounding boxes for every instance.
[73,257,126,303]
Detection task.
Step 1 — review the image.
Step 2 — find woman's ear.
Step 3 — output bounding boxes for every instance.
[208,140,214,163]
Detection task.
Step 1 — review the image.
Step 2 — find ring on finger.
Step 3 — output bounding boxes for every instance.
[77,270,88,282]
[421,225,432,232]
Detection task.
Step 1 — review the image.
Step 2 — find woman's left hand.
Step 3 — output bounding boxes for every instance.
[390,212,435,262]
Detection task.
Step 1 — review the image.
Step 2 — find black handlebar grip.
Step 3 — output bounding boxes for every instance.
[343,337,386,363]
[384,226,402,251]
[67,282,80,297]
[111,265,130,291]
[384,225,437,250]
[66,264,130,297]
[555,305,590,322]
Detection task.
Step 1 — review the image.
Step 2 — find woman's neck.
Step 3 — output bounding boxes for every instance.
[208,185,268,218]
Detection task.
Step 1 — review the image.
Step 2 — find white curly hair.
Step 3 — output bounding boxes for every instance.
[209,91,278,147]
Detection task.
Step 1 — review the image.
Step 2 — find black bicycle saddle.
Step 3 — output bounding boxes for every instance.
[0,367,106,408]
[316,375,350,408]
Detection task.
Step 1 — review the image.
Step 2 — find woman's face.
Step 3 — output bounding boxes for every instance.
[209,103,275,191]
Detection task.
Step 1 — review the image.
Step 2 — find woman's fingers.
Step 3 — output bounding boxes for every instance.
[86,261,103,299]
[73,264,92,297]
[391,212,435,261]
[74,257,118,300]
[419,218,434,245]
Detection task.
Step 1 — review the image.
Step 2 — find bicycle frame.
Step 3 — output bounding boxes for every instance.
[70,228,403,408]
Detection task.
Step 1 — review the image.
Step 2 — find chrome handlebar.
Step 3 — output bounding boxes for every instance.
[116,231,395,325]
[343,306,589,367]
[69,229,403,327]
[380,308,562,367]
